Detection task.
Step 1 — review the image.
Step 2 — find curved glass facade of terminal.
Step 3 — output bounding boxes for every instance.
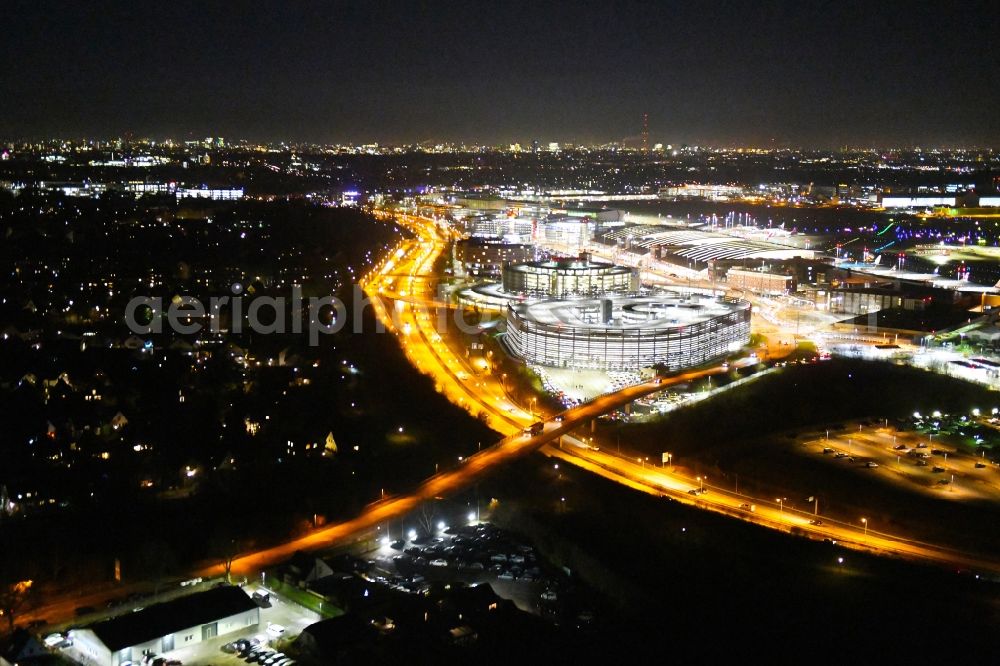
[505,294,750,371]
[501,255,637,298]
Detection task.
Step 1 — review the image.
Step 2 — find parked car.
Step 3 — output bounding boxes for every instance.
[256,646,276,658]
[245,648,267,662]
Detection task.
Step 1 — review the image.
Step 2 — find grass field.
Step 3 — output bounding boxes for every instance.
[482,455,999,661]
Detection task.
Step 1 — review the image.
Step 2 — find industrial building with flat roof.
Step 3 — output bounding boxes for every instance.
[69,586,259,666]
[600,224,815,269]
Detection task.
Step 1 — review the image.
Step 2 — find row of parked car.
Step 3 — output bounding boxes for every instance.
[389,522,544,581]
[221,637,296,666]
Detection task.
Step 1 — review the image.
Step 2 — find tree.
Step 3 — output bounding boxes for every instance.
[0,579,32,633]
[208,527,242,583]
[416,501,439,537]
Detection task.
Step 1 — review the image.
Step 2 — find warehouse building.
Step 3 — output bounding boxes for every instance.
[69,586,259,666]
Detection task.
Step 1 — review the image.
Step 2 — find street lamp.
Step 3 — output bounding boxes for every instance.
[698,476,706,491]
[861,517,868,536]
[776,497,785,513]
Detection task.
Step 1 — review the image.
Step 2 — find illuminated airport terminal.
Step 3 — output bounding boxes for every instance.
[504,292,751,371]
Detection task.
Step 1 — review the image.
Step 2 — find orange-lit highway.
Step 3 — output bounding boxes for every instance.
[544,438,1000,574]
[21,211,1000,629]
[363,211,1000,577]
[206,371,714,579]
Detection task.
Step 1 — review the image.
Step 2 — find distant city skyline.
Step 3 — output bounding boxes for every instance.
[2,0,999,146]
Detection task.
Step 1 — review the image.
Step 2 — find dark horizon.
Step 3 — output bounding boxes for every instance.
[2,0,999,147]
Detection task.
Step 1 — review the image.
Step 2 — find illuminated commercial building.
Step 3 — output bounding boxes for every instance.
[454,239,539,278]
[601,225,816,270]
[726,268,794,295]
[541,214,592,248]
[501,255,638,298]
[880,196,957,208]
[467,215,535,242]
[505,293,750,371]
[175,187,243,201]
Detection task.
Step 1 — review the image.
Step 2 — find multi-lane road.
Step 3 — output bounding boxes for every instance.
[211,372,713,579]
[17,213,721,627]
[363,211,1000,576]
[20,211,1000,629]
[544,436,1000,574]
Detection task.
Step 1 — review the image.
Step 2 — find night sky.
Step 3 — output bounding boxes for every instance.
[2,0,998,146]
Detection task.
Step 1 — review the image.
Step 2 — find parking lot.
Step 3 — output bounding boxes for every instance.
[364,520,562,614]
[800,423,1000,501]
[167,584,320,666]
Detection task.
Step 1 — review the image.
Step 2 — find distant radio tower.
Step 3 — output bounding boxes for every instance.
[641,113,649,153]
